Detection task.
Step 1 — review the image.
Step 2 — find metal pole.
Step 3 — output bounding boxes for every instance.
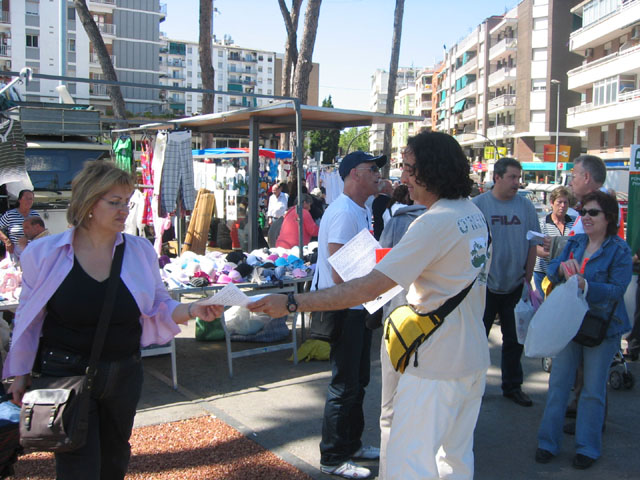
[294,100,304,257]
[248,116,260,250]
[552,79,560,184]
[59,0,67,96]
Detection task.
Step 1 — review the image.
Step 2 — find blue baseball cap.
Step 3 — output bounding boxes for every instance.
[338,151,387,179]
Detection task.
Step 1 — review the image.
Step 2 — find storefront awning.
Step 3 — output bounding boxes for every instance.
[438,109,446,120]
[452,99,466,114]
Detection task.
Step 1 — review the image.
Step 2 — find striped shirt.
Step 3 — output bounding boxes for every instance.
[0,208,40,244]
[534,213,574,274]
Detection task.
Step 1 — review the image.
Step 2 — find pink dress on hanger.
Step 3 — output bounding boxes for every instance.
[140,139,154,225]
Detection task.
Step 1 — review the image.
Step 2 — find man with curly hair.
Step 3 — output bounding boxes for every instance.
[249,131,491,479]
[473,157,540,407]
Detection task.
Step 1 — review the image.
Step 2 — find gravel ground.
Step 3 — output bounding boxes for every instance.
[12,416,312,479]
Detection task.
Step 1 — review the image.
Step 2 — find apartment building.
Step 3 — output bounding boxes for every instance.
[566,0,640,161]
[6,0,166,116]
[435,0,584,175]
[369,67,419,155]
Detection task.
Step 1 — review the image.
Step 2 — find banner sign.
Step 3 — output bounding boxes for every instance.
[483,146,507,160]
[543,144,571,162]
[627,145,640,254]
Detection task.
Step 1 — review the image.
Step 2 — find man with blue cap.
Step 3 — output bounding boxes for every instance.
[312,151,386,478]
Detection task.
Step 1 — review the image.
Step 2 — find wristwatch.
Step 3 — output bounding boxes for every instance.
[286,292,298,313]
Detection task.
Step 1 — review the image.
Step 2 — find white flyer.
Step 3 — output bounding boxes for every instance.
[199,283,269,307]
[328,228,402,314]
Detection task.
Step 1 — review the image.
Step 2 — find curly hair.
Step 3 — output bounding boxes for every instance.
[581,190,619,237]
[549,186,571,205]
[405,131,472,199]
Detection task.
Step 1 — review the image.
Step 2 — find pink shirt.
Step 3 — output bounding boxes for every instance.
[3,229,181,379]
[276,207,319,249]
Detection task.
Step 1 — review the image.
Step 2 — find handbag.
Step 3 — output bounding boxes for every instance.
[573,301,618,347]
[384,278,476,373]
[19,239,125,453]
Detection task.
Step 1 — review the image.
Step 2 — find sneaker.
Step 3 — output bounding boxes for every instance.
[320,461,371,479]
[352,445,380,460]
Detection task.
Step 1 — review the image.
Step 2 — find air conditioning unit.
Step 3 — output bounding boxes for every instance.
[585,48,594,58]
[631,25,640,40]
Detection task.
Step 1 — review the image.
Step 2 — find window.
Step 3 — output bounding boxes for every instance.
[267,67,272,74]
[268,57,273,62]
[187,59,192,66]
[187,70,192,77]
[267,89,272,94]
[258,66,263,72]
[258,88,263,94]
[532,48,547,61]
[533,18,548,30]
[532,79,546,91]
[258,55,263,61]
[530,110,545,123]
[600,126,609,148]
[217,97,222,103]
[187,47,192,54]
[615,123,624,146]
[26,34,39,48]
[593,76,618,106]
[68,39,76,53]
[67,7,75,21]
[267,78,272,84]
[218,62,222,68]
[26,1,39,16]
[187,83,192,88]
[218,50,223,57]
[197,72,201,78]
[172,82,179,87]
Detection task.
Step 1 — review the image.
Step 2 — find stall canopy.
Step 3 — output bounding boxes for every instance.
[192,147,292,159]
[135,100,423,251]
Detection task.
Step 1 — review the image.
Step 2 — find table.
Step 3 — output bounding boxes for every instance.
[169,276,312,379]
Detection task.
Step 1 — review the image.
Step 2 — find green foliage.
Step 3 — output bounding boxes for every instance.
[339,127,370,155]
[307,96,340,163]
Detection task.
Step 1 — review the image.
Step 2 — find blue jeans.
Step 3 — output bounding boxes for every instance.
[533,271,546,296]
[320,309,372,466]
[482,286,524,394]
[537,335,620,459]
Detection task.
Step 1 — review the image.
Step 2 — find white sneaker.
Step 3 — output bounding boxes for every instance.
[320,460,371,479]
[352,445,380,460]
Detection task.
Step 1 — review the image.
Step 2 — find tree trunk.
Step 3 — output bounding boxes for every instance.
[73,0,127,128]
[382,0,405,178]
[199,0,215,149]
[292,0,322,105]
[278,0,302,153]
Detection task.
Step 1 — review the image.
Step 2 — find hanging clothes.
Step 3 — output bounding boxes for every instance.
[139,139,154,225]
[160,130,196,216]
[113,135,134,173]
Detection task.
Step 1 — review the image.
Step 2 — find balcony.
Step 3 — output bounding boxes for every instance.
[0,11,9,24]
[567,88,640,128]
[90,53,116,66]
[97,23,116,36]
[570,0,640,51]
[567,43,640,91]
[90,0,116,4]
[90,84,108,96]
[420,100,432,110]
[486,124,516,139]
[488,67,517,88]
[489,37,517,61]
[167,59,185,67]
[455,81,477,100]
[487,94,516,114]
[462,105,477,121]
[456,56,478,78]
[0,45,9,57]
[454,132,481,145]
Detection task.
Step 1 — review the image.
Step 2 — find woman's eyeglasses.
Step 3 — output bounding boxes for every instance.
[101,198,133,210]
[579,208,603,217]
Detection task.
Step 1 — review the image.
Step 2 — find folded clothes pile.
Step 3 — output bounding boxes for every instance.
[160,243,317,289]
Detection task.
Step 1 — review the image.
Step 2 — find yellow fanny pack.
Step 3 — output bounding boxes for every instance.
[384,279,477,373]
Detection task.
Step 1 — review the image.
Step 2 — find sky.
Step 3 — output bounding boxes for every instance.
[162,0,519,111]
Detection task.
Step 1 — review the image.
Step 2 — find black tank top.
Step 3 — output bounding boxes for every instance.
[41,256,142,360]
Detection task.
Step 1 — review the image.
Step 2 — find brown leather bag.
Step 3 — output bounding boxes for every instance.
[19,239,125,452]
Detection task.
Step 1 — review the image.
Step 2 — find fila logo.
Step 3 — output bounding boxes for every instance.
[490,215,521,225]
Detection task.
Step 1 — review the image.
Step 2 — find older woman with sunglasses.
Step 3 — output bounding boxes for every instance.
[4,161,223,479]
[535,190,632,470]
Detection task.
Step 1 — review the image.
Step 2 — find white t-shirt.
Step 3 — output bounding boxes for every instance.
[312,194,369,309]
[267,192,288,219]
[375,198,491,380]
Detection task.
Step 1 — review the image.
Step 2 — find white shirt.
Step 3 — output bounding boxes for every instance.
[267,192,288,219]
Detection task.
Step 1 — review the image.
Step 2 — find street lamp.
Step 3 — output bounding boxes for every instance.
[551,79,561,184]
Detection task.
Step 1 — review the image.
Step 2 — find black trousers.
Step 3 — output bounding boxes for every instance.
[39,348,143,480]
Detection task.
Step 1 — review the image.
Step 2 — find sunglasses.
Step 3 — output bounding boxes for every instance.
[579,208,603,217]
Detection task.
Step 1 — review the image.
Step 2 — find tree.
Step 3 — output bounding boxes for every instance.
[277,0,302,98]
[73,0,127,127]
[308,96,339,163]
[199,0,215,148]
[382,0,405,177]
[339,127,370,155]
[292,0,322,104]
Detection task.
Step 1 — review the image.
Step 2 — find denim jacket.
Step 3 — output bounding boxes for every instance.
[547,233,632,337]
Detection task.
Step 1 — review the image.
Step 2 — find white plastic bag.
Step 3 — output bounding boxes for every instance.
[524,275,588,358]
[515,295,535,345]
[224,306,270,335]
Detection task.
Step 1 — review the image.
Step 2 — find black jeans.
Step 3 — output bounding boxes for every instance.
[482,285,524,394]
[320,309,372,466]
[39,348,143,480]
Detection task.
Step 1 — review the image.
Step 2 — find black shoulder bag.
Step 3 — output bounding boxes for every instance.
[19,239,125,452]
[573,301,618,347]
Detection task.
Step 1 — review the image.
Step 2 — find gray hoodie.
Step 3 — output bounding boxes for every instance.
[379,204,427,249]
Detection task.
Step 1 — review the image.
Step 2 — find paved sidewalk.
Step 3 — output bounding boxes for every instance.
[137,320,640,479]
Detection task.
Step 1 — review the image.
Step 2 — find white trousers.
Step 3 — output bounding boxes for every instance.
[384,368,486,480]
